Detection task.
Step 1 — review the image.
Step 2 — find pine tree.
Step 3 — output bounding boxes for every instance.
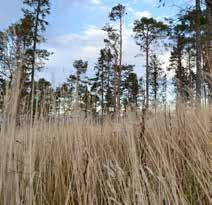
[70,60,88,111]
[91,48,114,117]
[133,17,167,108]
[22,0,51,114]
[35,78,53,118]
[109,4,127,113]
[102,25,119,112]
[55,83,73,115]
[149,54,164,110]
[124,72,139,110]
[168,34,188,103]
[0,16,35,122]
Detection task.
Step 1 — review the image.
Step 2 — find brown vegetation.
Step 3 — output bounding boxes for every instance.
[0,108,211,205]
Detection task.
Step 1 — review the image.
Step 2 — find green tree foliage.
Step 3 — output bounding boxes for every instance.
[0,16,35,116]
[167,9,207,104]
[133,17,168,108]
[35,78,53,118]
[22,0,51,111]
[149,54,164,110]
[69,60,88,110]
[109,4,127,113]
[123,72,139,109]
[91,48,114,117]
[55,83,73,115]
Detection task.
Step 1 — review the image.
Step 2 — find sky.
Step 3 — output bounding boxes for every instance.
[0,0,185,89]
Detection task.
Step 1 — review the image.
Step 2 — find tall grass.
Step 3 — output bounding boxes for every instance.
[0,106,211,204]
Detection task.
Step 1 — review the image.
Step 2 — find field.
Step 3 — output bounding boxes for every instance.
[0,108,211,205]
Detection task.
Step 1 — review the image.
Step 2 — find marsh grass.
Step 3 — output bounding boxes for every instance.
[0,106,211,205]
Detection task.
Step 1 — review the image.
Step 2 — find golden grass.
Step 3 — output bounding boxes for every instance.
[0,108,211,205]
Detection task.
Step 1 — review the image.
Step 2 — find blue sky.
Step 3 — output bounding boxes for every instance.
[0,0,185,89]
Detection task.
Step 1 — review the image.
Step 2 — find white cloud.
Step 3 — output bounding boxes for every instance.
[43,24,171,86]
[43,26,106,84]
[133,0,157,4]
[91,0,101,4]
[134,10,152,19]
[43,24,145,85]
[42,6,168,86]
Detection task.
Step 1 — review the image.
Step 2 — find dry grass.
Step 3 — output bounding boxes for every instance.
[0,107,211,205]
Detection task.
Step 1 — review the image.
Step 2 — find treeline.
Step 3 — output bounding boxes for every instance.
[0,0,212,120]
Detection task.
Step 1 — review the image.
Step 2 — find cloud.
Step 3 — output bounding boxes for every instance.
[134,10,152,19]
[91,0,101,4]
[43,26,106,84]
[133,0,157,4]
[58,0,101,6]
[43,24,145,85]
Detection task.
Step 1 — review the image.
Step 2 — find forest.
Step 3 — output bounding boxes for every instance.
[0,0,211,204]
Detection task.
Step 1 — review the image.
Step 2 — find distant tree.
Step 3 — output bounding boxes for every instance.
[109,4,127,113]
[124,72,139,110]
[55,83,73,115]
[91,48,114,118]
[133,17,167,108]
[168,33,188,103]
[35,78,53,118]
[167,9,207,105]
[71,60,88,110]
[121,64,135,108]
[149,54,164,110]
[22,0,51,114]
[102,25,118,112]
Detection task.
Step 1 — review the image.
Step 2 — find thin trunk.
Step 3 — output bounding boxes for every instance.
[154,65,157,112]
[30,0,41,121]
[14,40,24,125]
[16,39,27,125]
[85,88,88,118]
[101,66,104,118]
[188,51,192,89]
[196,0,202,104]
[176,36,183,105]
[117,16,123,113]
[206,0,212,134]
[107,61,111,113]
[146,41,149,108]
[75,72,80,111]
[207,0,212,104]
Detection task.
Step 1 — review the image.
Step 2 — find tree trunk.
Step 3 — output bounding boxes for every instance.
[196,0,202,104]
[75,71,80,111]
[117,16,123,114]
[153,64,157,112]
[206,0,212,134]
[207,0,212,104]
[101,65,104,119]
[30,0,41,121]
[145,42,149,108]
[176,36,184,105]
